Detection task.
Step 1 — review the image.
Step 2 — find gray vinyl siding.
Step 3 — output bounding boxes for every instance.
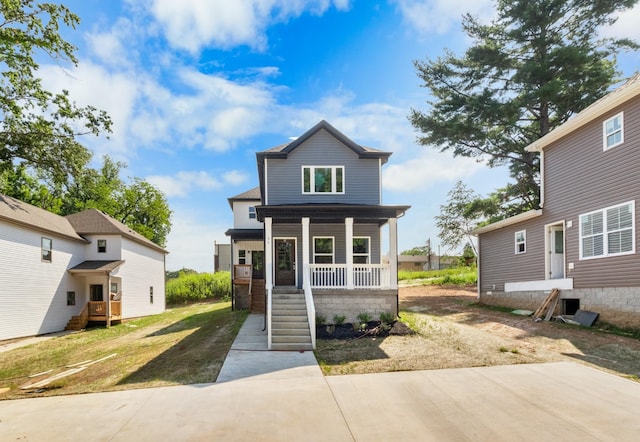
[543,96,640,288]
[266,129,380,205]
[478,218,546,292]
[273,222,381,287]
[479,95,640,290]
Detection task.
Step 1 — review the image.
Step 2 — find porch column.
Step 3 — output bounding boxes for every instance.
[345,217,354,289]
[388,217,398,289]
[302,217,310,279]
[265,217,273,291]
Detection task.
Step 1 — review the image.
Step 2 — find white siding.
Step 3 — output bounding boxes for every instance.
[233,240,264,265]
[0,221,86,341]
[82,234,123,261]
[118,238,166,318]
[233,201,263,229]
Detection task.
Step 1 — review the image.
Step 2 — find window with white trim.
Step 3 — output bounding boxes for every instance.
[580,201,634,259]
[42,237,52,262]
[353,237,370,264]
[302,166,344,194]
[97,239,107,253]
[313,237,334,264]
[603,112,624,150]
[238,249,246,264]
[515,230,526,254]
[248,206,256,219]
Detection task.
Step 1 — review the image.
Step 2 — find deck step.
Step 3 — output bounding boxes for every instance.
[272,315,308,322]
[272,328,310,336]
[272,320,309,329]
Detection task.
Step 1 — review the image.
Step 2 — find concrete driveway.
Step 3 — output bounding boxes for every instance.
[1,361,639,441]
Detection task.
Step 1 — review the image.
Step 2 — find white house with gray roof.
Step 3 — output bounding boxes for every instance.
[0,195,167,341]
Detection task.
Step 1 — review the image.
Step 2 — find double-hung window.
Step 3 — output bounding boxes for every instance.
[580,201,634,259]
[353,237,370,264]
[42,237,52,262]
[313,237,334,264]
[603,112,624,150]
[97,239,107,253]
[515,230,526,254]
[303,166,344,194]
[248,206,256,219]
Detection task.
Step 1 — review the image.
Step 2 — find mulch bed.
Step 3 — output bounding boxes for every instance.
[316,320,414,340]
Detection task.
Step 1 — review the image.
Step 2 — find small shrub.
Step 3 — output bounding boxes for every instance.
[379,312,395,325]
[316,314,327,325]
[333,314,346,325]
[356,312,372,324]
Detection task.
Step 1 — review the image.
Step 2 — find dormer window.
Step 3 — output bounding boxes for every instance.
[249,206,256,219]
[603,112,624,150]
[302,166,344,194]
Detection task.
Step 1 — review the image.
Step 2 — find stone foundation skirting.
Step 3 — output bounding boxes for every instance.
[480,287,640,329]
[313,289,398,324]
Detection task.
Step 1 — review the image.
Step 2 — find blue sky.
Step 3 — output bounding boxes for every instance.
[46,0,640,272]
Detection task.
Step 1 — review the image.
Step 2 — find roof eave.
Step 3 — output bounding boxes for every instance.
[472,209,543,235]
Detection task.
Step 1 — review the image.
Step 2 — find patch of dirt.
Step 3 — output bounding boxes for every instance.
[314,284,640,380]
[317,321,414,340]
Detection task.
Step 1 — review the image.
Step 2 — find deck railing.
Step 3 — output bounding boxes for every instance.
[88,301,122,318]
[309,264,391,289]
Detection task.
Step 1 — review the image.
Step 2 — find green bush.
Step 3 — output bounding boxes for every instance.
[379,312,396,325]
[166,271,231,304]
[333,314,346,325]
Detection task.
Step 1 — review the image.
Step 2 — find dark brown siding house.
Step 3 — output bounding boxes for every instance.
[474,74,640,328]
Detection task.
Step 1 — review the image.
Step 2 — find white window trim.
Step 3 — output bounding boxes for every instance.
[353,236,371,264]
[313,236,335,264]
[248,206,256,219]
[41,237,52,262]
[515,230,526,254]
[579,200,635,260]
[302,166,345,194]
[603,111,624,151]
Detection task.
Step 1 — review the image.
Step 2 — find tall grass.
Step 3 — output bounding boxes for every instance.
[166,271,231,304]
[398,266,477,285]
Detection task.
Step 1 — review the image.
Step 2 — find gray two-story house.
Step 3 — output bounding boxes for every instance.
[226,120,409,350]
[474,75,640,328]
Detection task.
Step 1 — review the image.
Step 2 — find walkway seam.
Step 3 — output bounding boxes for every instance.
[322,374,356,442]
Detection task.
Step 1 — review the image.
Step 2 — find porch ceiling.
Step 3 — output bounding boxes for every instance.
[68,260,125,273]
[256,204,410,225]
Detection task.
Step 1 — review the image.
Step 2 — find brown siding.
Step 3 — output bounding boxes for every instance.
[478,216,546,291]
[543,96,640,288]
[480,96,640,291]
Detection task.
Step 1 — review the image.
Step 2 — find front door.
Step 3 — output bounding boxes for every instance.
[275,239,295,286]
[548,225,564,279]
[90,284,104,301]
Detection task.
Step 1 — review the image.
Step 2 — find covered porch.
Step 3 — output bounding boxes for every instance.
[257,204,409,291]
[67,260,125,330]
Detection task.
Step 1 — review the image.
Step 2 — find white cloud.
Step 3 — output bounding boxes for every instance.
[382,151,482,192]
[165,209,229,272]
[600,4,640,41]
[391,0,494,35]
[145,0,351,52]
[39,62,139,159]
[147,170,248,197]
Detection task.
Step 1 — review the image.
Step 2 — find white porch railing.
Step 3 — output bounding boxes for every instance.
[303,264,316,349]
[309,264,391,289]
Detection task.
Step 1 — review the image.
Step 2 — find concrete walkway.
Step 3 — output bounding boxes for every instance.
[217,314,321,382]
[1,314,640,441]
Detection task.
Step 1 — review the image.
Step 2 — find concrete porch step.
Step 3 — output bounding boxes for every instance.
[272,308,307,316]
[272,335,311,344]
[272,328,311,336]
[272,321,309,329]
[271,342,313,351]
[272,315,308,322]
